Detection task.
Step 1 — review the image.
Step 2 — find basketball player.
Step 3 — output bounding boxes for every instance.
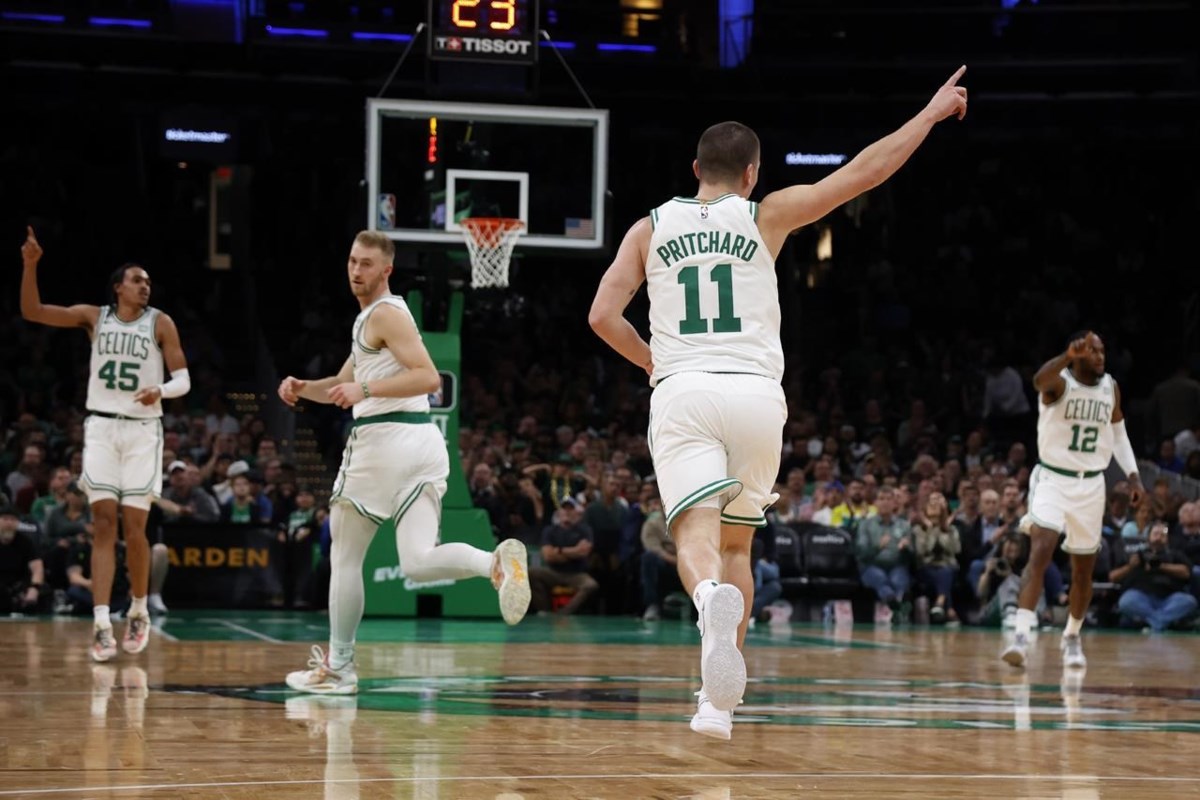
[20,227,190,661]
[280,230,530,694]
[1002,332,1144,669]
[589,68,969,739]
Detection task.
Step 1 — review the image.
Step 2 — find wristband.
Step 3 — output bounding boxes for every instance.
[361,382,371,399]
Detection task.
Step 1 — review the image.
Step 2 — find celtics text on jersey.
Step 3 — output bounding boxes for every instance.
[1037,368,1115,474]
[87,306,164,418]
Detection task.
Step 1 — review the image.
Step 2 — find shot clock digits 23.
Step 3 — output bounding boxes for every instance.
[428,0,539,64]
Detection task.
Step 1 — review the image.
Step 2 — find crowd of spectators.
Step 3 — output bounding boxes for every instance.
[4,128,1197,628]
[435,132,1198,628]
[0,317,327,616]
[454,364,1200,630]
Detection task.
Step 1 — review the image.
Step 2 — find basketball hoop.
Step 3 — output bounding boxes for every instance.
[461,217,524,289]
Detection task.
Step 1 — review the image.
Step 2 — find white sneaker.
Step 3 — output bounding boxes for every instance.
[122,613,151,655]
[147,594,169,616]
[698,584,746,712]
[1002,632,1030,668]
[643,604,661,621]
[91,625,118,663]
[286,646,359,695]
[491,539,531,626]
[689,691,732,740]
[1061,634,1087,669]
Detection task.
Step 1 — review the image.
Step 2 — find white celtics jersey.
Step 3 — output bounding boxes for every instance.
[350,295,430,418]
[1037,368,1116,473]
[87,305,164,418]
[646,193,783,386]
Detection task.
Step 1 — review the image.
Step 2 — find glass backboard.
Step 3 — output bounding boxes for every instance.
[367,99,608,250]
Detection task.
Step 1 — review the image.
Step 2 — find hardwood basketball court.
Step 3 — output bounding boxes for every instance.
[2,613,1196,798]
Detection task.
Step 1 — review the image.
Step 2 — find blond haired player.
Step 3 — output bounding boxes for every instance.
[590,68,968,739]
[281,231,530,694]
[21,227,190,661]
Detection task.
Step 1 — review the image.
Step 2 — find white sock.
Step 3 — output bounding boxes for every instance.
[94,605,111,629]
[396,491,492,581]
[692,579,720,615]
[1015,608,1037,637]
[130,596,148,618]
[329,641,356,671]
[149,593,163,604]
[1064,615,1083,638]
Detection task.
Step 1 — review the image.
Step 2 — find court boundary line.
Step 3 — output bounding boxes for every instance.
[199,619,282,643]
[2,771,1195,796]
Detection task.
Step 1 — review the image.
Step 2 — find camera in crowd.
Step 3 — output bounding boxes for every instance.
[994,558,1012,578]
[1127,538,1164,570]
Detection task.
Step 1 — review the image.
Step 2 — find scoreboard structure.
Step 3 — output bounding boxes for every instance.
[427,0,539,65]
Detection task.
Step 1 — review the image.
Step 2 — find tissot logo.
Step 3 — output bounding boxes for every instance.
[434,36,533,56]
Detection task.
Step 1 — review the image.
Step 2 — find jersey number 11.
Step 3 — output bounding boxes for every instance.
[677,264,743,335]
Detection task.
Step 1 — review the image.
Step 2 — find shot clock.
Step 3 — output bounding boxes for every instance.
[428,0,540,65]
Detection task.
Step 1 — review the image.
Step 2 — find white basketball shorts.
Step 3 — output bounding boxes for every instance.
[330,416,449,525]
[649,372,786,531]
[81,415,164,510]
[1025,464,1107,554]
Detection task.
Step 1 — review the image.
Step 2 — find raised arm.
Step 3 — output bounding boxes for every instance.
[588,217,653,377]
[325,305,441,410]
[278,357,354,407]
[20,227,99,331]
[1033,334,1089,404]
[757,66,968,258]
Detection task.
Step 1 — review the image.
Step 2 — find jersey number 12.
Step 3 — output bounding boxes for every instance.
[1068,424,1099,453]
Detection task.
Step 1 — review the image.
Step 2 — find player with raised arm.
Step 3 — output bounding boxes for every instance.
[20,227,190,661]
[281,231,530,695]
[1003,331,1145,669]
[589,69,968,739]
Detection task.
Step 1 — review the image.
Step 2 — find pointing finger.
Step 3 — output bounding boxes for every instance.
[944,64,967,88]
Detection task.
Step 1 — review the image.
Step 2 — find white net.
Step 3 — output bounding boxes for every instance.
[461,218,524,289]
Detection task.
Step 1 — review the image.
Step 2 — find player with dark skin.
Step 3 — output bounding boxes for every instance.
[21,227,188,658]
[1019,332,1144,629]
